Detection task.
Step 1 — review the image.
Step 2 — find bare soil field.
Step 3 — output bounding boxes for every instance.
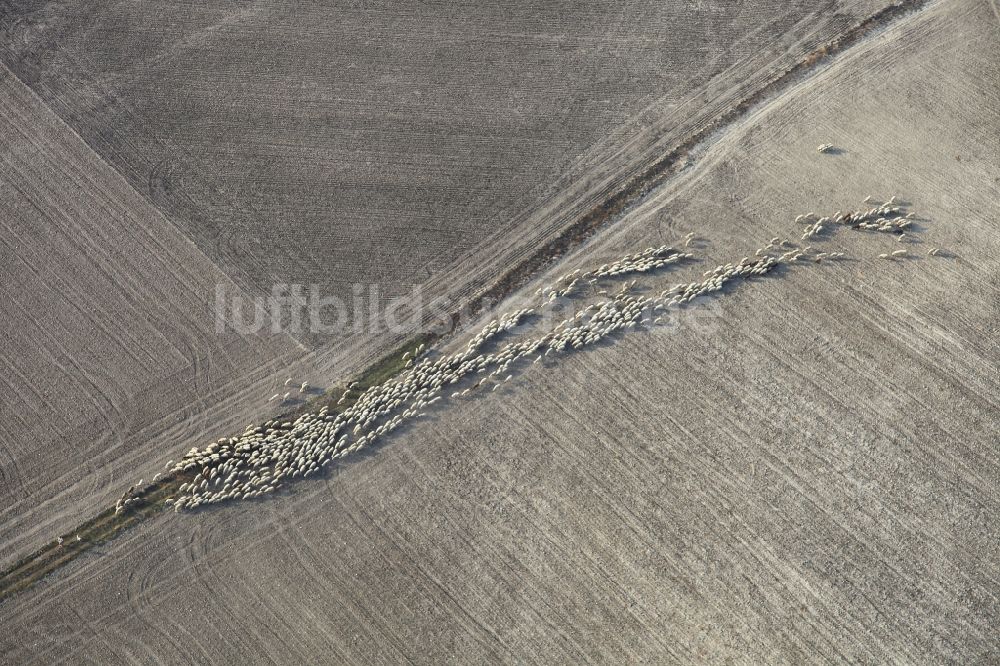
[1,0,898,348]
[0,0,912,572]
[0,63,313,564]
[2,0,996,663]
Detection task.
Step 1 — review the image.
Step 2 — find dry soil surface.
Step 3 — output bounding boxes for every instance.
[2,0,997,663]
[0,0,907,567]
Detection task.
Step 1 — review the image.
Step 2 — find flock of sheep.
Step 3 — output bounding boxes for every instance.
[160,198,928,511]
[799,196,913,240]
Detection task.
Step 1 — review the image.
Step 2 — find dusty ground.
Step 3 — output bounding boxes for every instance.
[1,0,896,331]
[1,0,996,663]
[0,64,310,564]
[0,0,908,567]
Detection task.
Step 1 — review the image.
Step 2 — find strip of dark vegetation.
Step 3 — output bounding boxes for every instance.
[0,0,927,605]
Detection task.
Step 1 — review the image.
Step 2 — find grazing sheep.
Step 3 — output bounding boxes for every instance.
[168,206,924,511]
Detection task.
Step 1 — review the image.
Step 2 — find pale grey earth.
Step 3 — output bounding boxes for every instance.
[2,0,999,663]
[0,0,898,565]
